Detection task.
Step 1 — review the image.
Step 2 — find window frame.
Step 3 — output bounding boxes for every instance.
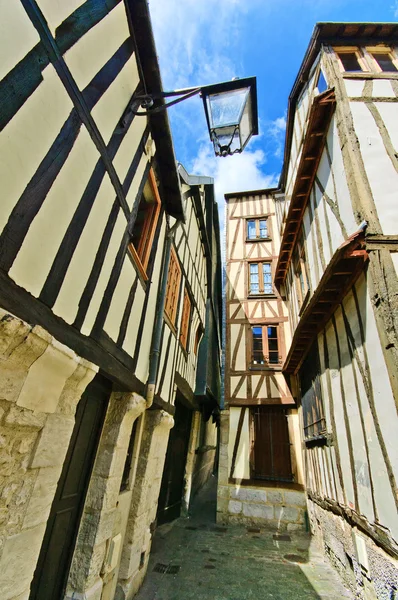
[300,342,327,444]
[248,259,274,296]
[333,46,369,73]
[179,287,192,351]
[250,323,283,368]
[364,45,398,73]
[293,237,310,311]
[128,168,161,281]
[164,246,182,328]
[246,217,271,242]
[193,323,204,356]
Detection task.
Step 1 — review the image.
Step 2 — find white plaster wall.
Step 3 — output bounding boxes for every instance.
[350,101,398,235]
[230,324,246,371]
[37,0,86,35]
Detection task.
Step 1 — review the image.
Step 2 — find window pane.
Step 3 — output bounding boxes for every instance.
[338,52,362,72]
[317,70,328,93]
[250,263,259,294]
[372,53,398,72]
[259,220,268,238]
[267,327,279,364]
[247,220,256,239]
[252,327,264,364]
[263,263,272,294]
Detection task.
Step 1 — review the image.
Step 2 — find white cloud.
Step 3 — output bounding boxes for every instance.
[267,113,287,159]
[190,143,279,249]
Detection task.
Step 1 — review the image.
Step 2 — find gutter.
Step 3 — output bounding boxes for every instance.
[146,217,181,407]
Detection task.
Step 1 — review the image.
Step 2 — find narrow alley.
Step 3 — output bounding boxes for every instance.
[135,478,353,600]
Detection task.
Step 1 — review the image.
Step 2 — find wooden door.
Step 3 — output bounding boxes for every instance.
[29,374,111,600]
[157,397,192,525]
[252,406,292,482]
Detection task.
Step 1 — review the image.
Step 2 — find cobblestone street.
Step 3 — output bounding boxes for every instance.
[135,478,354,600]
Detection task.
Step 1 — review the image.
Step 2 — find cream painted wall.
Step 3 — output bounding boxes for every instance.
[91,54,141,145]
[53,173,116,324]
[64,2,130,90]
[0,1,39,81]
[0,64,73,236]
[104,256,136,342]
[228,407,250,479]
[36,0,86,35]
[9,126,100,298]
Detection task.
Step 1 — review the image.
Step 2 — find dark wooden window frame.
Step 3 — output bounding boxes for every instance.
[128,168,161,282]
[164,246,182,329]
[246,216,272,242]
[247,258,275,296]
[249,323,283,368]
[300,342,327,443]
[179,286,192,352]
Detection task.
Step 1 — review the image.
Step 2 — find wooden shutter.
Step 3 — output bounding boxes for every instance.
[164,247,181,325]
[179,288,191,349]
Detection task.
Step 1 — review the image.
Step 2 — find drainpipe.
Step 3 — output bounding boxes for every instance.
[146,216,181,407]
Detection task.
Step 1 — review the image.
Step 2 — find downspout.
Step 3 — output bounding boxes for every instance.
[146,216,181,407]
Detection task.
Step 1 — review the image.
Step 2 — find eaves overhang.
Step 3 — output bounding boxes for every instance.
[125,0,185,222]
[224,187,279,200]
[283,229,368,375]
[275,88,336,287]
[279,22,398,190]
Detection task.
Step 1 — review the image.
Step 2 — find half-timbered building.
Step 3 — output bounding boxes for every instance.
[274,22,398,600]
[217,190,307,530]
[0,2,221,600]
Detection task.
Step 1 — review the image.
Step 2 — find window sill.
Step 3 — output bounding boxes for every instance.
[304,433,330,448]
[248,293,277,299]
[246,237,272,243]
[250,364,283,371]
[342,72,398,79]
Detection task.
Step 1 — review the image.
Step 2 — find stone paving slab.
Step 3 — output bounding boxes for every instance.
[135,477,353,600]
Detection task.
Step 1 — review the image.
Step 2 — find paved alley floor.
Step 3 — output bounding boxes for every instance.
[136,477,354,600]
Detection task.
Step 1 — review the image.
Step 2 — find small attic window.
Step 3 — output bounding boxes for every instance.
[370,52,398,72]
[337,51,363,72]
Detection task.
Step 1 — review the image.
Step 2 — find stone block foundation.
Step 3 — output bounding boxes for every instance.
[217,483,307,531]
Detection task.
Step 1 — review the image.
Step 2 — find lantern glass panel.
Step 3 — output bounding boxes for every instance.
[239,93,252,148]
[207,88,249,128]
[212,127,240,156]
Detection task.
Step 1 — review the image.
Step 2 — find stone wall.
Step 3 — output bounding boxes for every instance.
[308,499,398,600]
[116,409,174,600]
[0,310,98,600]
[217,484,307,531]
[65,391,147,600]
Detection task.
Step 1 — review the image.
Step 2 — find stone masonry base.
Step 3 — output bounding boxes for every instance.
[307,498,398,600]
[217,483,307,531]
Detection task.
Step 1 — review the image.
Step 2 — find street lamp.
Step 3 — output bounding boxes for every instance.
[131,77,258,158]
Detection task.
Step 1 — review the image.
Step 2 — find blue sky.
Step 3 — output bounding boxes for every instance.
[149,0,398,229]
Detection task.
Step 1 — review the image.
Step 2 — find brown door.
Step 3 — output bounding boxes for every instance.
[157,396,192,525]
[29,374,111,600]
[252,406,292,481]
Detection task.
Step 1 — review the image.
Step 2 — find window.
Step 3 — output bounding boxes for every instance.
[251,325,281,366]
[247,218,269,241]
[367,47,398,72]
[334,47,367,73]
[300,342,326,441]
[129,168,161,280]
[249,261,273,295]
[293,238,309,309]
[164,247,181,326]
[316,69,328,94]
[179,288,191,350]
